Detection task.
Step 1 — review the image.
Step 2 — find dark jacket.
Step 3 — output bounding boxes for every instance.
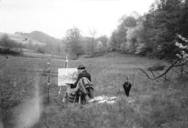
[122,81,132,97]
[73,70,91,88]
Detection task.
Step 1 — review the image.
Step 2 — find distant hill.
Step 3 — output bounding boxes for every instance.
[0,31,65,56]
[15,31,62,45]
[26,31,62,44]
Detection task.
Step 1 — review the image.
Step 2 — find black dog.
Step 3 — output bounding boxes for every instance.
[122,81,132,97]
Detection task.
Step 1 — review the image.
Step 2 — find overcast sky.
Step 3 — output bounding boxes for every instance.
[0,0,155,38]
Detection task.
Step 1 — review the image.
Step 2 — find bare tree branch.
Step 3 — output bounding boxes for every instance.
[137,60,182,80]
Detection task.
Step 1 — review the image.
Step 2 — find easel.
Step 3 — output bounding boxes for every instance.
[57,56,69,102]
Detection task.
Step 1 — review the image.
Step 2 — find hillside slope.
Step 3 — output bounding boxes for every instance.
[26,31,62,45]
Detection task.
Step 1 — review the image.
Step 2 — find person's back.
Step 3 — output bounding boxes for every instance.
[75,65,94,101]
[65,64,94,104]
[74,65,91,87]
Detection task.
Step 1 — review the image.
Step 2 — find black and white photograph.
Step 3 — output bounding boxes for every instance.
[0,0,188,128]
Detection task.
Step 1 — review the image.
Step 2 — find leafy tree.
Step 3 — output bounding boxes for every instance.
[110,15,138,52]
[120,16,137,28]
[0,34,24,55]
[96,36,109,53]
[180,0,188,38]
[140,0,183,59]
[0,34,23,49]
[87,29,97,55]
[65,28,84,59]
[110,25,127,51]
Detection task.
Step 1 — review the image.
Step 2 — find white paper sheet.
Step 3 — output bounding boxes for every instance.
[58,68,78,86]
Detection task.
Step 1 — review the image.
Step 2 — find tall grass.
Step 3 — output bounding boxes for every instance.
[0,53,188,128]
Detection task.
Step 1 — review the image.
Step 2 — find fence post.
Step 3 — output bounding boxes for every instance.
[47,60,51,104]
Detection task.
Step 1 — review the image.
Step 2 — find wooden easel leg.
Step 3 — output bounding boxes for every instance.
[79,96,81,105]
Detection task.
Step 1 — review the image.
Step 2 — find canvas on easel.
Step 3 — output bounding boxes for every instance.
[58,68,78,86]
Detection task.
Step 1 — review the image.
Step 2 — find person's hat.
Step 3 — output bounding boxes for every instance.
[77,64,86,70]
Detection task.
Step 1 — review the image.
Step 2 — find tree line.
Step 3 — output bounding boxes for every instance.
[1,0,188,60]
[110,0,188,61]
[64,28,109,59]
[65,0,188,60]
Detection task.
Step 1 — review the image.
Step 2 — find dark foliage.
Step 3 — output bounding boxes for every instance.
[110,0,188,61]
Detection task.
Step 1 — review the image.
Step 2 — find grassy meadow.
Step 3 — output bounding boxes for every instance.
[0,52,188,128]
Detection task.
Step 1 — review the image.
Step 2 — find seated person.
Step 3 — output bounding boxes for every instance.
[65,64,94,104]
[76,64,94,99]
[74,64,91,86]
